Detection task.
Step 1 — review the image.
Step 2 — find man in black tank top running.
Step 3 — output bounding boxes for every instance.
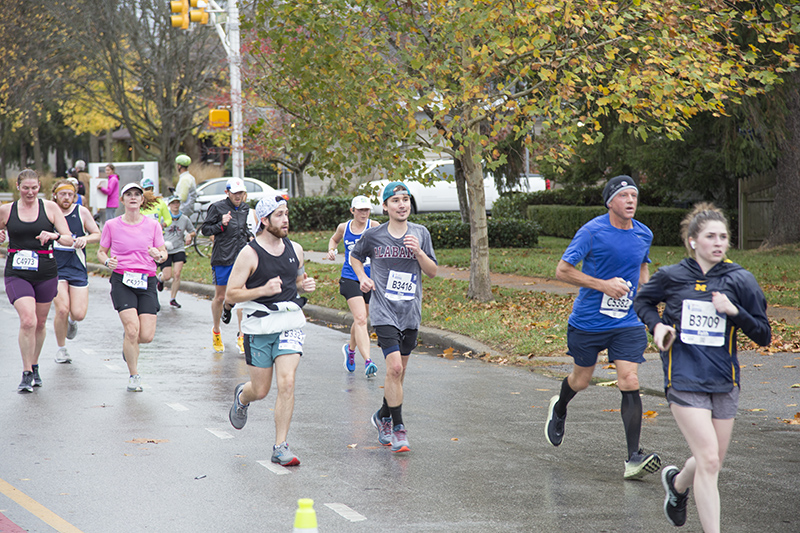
[224,196,316,466]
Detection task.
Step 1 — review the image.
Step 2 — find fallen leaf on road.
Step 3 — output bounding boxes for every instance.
[441,347,455,360]
[643,410,658,419]
[597,380,618,387]
[753,364,763,367]
[784,365,797,368]
[781,413,800,425]
[451,438,459,441]
[127,438,169,444]
[510,392,520,395]
[748,408,766,412]
[603,363,617,370]
[347,443,357,449]
[602,409,620,412]
[791,384,800,388]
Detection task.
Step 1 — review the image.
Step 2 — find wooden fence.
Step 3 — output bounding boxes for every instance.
[738,173,776,249]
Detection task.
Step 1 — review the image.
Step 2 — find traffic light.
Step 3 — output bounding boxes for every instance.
[170,0,189,30]
[190,0,209,25]
[209,109,231,128]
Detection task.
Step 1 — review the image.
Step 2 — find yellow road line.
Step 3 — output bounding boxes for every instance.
[0,478,84,533]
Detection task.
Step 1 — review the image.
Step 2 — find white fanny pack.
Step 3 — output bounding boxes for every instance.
[237,301,306,335]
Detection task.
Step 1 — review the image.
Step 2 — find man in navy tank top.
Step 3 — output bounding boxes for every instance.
[225,196,316,466]
[50,179,101,364]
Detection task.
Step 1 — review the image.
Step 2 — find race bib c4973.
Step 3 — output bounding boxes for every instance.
[680,299,726,347]
[12,250,39,271]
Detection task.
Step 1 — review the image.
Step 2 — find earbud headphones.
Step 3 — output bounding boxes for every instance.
[690,241,696,250]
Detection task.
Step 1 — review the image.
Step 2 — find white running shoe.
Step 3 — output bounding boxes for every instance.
[55,347,72,364]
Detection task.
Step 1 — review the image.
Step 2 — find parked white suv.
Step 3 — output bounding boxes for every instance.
[361,160,546,214]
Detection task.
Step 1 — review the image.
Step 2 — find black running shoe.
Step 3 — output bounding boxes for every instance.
[662,465,689,526]
[31,364,42,387]
[170,299,181,308]
[18,371,34,393]
[221,305,232,324]
[545,395,566,446]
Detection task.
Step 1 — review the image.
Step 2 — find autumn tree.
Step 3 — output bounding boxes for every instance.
[247,0,798,301]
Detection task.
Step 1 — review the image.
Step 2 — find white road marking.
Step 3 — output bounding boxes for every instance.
[104,364,124,371]
[324,503,367,522]
[257,460,291,475]
[81,348,96,354]
[205,428,234,439]
[166,403,189,412]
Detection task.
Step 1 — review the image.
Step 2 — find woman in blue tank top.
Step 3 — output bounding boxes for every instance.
[326,195,380,377]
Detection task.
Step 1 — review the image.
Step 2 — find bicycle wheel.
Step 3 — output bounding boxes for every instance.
[193,233,213,257]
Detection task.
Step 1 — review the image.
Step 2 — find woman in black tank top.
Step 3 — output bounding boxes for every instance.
[0,169,73,393]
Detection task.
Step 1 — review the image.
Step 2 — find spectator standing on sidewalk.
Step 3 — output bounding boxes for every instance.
[1,169,74,392]
[97,163,120,224]
[97,182,168,392]
[201,177,253,353]
[634,203,771,531]
[326,195,379,378]
[50,179,101,364]
[175,155,197,221]
[350,182,438,453]
[157,196,196,309]
[545,175,662,480]
[226,196,316,466]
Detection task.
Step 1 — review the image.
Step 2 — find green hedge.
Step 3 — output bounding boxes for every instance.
[527,205,688,246]
[288,197,352,231]
[427,218,540,249]
[493,183,672,219]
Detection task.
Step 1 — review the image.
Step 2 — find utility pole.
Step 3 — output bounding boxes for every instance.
[171,0,244,179]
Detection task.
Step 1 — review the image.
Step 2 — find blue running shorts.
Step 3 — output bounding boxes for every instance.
[566,325,647,367]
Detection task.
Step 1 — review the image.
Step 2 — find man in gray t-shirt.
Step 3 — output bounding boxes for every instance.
[350,181,437,454]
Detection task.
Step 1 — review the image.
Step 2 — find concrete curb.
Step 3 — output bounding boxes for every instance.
[84,262,507,359]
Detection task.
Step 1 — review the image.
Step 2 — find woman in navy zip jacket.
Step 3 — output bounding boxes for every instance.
[634,203,770,532]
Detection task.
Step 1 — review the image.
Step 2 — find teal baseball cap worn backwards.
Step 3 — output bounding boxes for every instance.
[382,181,410,203]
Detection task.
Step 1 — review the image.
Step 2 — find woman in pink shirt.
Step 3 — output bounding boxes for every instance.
[97,181,167,392]
[97,163,120,224]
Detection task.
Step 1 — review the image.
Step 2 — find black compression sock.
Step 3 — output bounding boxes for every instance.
[554,377,577,417]
[379,397,390,419]
[389,404,403,427]
[621,389,643,459]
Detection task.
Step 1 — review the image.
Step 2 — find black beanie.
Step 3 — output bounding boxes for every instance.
[602,175,638,207]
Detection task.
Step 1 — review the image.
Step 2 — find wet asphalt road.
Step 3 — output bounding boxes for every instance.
[1,265,799,532]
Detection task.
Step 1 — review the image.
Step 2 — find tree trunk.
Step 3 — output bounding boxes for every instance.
[32,125,43,174]
[462,138,493,302]
[767,71,800,246]
[104,128,113,163]
[90,133,100,163]
[20,138,28,169]
[454,158,469,223]
[295,168,306,197]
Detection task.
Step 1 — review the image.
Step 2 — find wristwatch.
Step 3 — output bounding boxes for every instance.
[104,258,110,267]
